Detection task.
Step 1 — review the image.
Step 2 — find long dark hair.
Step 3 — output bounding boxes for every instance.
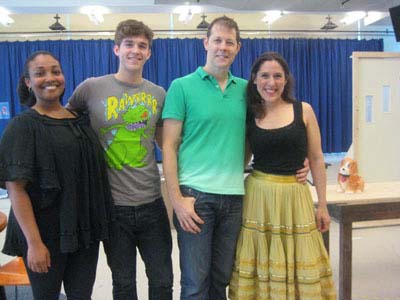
[17,50,63,107]
[247,52,296,119]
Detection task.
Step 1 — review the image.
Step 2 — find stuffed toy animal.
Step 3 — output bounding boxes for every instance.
[337,157,365,193]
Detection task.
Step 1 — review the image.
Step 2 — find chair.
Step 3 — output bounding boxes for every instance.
[0,211,30,300]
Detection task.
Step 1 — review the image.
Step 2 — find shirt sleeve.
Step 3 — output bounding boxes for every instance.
[0,115,35,186]
[162,79,186,121]
[66,79,91,112]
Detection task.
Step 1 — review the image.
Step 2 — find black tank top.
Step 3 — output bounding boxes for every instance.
[248,101,307,175]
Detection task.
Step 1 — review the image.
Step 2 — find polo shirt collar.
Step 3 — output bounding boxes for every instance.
[196,67,237,84]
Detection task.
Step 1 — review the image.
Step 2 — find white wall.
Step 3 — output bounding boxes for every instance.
[384,36,400,51]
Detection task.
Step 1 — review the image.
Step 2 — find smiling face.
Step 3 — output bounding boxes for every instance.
[114,35,151,76]
[253,60,287,104]
[25,54,65,103]
[203,23,241,73]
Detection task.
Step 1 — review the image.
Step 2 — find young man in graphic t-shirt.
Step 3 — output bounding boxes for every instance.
[67,19,173,300]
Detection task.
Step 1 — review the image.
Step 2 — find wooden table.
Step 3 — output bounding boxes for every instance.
[310,182,400,300]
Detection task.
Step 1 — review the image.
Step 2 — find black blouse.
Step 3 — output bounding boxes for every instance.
[248,101,308,175]
[0,109,113,255]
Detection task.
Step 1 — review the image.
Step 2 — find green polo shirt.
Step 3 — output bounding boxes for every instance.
[162,67,247,195]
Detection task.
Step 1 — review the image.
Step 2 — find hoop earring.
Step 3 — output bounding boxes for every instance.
[28,87,33,94]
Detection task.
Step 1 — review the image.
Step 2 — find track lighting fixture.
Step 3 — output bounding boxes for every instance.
[49,14,66,31]
[196,13,209,29]
[321,15,338,30]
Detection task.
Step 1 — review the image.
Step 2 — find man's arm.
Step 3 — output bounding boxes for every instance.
[155,126,163,149]
[296,158,310,183]
[162,119,204,234]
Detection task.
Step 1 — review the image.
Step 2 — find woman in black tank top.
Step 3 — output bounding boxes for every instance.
[229,52,336,300]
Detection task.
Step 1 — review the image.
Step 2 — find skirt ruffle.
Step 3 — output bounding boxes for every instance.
[229,171,336,300]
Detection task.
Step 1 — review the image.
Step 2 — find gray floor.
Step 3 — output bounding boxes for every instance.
[1,156,400,299]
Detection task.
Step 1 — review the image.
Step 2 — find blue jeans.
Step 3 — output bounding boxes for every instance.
[104,197,173,300]
[24,240,99,300]
[175,186,243,300]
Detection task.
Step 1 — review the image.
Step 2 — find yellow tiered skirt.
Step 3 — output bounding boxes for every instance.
[229,171,336,300]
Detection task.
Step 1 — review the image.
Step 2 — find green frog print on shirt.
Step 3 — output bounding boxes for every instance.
[101,105,150,170]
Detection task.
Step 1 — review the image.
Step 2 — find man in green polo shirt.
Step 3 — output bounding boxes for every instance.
[162,16,245,300]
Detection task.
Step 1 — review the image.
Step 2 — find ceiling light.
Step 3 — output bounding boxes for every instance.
[340,11,366,25]
[321,15,338,30]
[262,11,283,24]
[0,7,14,27]
[80,5,110,25]
[174,5,202,24]
[49,14,66,31]
[364,11,387,26]
[179,10,193,24]
[196,13,209,29]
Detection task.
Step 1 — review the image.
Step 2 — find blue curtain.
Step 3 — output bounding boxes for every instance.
[0,38,382,152]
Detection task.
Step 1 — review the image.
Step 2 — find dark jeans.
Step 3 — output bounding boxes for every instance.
[104,197,173,300]
[175,186,243,300]
[23,240,99,300]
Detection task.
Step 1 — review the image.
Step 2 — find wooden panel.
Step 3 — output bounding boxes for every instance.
[352,52,400,182]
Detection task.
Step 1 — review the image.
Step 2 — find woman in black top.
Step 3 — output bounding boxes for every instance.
[229,52,336,299]
[0,51,113,300]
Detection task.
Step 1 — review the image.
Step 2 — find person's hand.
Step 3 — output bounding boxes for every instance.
[296,158,310,183]
[316,204,331,233]
[27,241,51,273]
[172,196,204,234]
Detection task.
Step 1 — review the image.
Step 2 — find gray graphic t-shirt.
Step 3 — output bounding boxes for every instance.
[68,75,165,206]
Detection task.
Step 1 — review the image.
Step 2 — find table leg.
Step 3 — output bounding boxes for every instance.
[339,221,352,300]
[0,286,6,300]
